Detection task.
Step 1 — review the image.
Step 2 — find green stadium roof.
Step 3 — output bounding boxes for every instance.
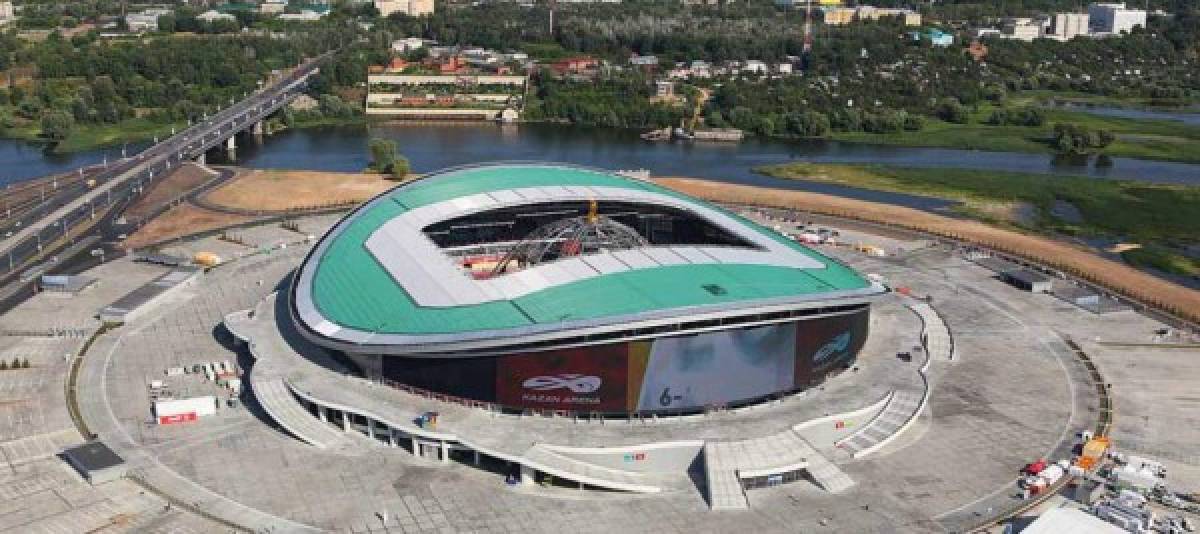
[297,164,873,340]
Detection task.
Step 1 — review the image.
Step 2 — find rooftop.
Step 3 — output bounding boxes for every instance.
[62,441,125,471]
[295,164,876,346]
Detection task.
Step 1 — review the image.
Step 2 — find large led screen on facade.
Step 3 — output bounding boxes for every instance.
[382,307,869,415]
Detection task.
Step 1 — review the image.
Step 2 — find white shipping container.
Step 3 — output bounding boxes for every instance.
[149,380,165,389]
[227,378,242,394]
[154,396,217,418]
[203,364,215,382]
[1039,465,1065,485]
[165,367,186,376]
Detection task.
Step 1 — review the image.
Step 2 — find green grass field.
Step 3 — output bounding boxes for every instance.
[0,112,186,154]
[1120,245,1200,278]
[829,100,1200,164]
[757,161,1200,277]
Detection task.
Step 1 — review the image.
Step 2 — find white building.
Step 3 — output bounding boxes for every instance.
[125,13,160,33]
[278,10,325,22]
[125,8,171,33]
[196,10,237,23]
[630,54,659,67]
[1001,17,1045,41]
[375,0,434,18]
[1049,13,1089,40]
[260,0,287,15]
[392,37,428,53]
[1088,3,1146,34]
[0,1,15,26]
[742,60,768,75]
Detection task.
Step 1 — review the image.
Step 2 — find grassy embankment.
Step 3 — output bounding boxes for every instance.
[829,100,1200,164]
[1,113,188,154]
[1,105,368,154]
[1013,90,1200,111]
[755,162,1200,277]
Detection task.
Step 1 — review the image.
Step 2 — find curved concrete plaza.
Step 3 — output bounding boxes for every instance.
[1,208,1197,533]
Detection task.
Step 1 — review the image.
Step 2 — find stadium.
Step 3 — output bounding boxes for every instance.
[290,163,885,416]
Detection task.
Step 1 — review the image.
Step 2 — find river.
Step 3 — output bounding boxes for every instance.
[1051,102,1200,127]
[4,123,1200,208]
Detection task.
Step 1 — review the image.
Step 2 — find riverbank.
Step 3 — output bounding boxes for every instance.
[1015,90,1200,112]
[658,177,1200,325]
[828,102,1200,164]
[0,110,368,156]
[755,162,1200,279]
[0,114,188,154]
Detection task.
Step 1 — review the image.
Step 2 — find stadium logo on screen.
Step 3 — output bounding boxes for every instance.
[813,331,852,364]
[522,374,602,394]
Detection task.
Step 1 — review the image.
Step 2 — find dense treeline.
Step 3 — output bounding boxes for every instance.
[0,20,361,140]
[370,1,1199,137]
[2,0,1198,146]
[525,73,685,129]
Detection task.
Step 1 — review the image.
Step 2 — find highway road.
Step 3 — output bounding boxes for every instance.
[0,55,325,280]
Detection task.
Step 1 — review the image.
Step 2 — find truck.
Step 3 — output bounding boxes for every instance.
[1023,459,1048,476]
[154,396,217,425]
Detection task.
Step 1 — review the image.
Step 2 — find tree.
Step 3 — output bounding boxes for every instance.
[935,97,969,124]
[40,110,75,140]
[784,111,830,138]
[158,14,177,33]
[1053,123,1114,155]
[368,138,397,173]
[902,114,924,131]
[390,155,411,180]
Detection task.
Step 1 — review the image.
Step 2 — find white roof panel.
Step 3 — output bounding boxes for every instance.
[581,253,629,275]
[363,185,833,308]
[611,249,659,269]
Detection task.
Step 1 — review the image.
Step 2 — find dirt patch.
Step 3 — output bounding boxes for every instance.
[124,163,218,219]
[123,204,256,250]
[655,177,1200,324]
[202,169,395,212]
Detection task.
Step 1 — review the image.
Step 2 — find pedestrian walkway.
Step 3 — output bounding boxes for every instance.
[521,445,664,493]
[831,300,951,460]
[225,304,363,451]
[909,301,955,361]
[704,428,853,510]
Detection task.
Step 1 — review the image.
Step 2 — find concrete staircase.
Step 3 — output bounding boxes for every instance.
[835,389,923,458]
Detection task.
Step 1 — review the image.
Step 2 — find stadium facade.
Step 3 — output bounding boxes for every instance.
[291,163,884,416]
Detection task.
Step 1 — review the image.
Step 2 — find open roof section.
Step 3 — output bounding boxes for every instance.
[294,163,880,349]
